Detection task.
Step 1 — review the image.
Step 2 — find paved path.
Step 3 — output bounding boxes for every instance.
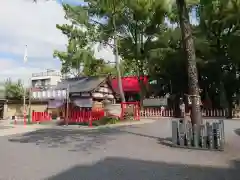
[0,119,240,179]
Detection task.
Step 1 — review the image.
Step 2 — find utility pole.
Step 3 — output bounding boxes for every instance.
[28,84,32,124]
[23,86,26,125]
[65,84,70,125]
[23,45,28,125]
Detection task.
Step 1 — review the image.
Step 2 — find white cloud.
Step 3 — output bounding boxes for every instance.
[0,0,115,83]
[0,57,43,84]
[0,0,67,58]
[94,43,115,63]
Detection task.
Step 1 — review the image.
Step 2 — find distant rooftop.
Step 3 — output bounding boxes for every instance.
[32,69,61,77]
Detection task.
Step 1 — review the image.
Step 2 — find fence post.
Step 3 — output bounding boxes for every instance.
[88,110,92,127]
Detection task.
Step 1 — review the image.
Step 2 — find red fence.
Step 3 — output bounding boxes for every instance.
[32,112,52,123]
[31,109,105,126]
[68,108,105,125]
[140,108,228,118]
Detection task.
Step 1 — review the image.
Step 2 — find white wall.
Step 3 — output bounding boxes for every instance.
[49,76,61,86]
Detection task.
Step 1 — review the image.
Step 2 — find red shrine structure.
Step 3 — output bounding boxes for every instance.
[111,76,148,101]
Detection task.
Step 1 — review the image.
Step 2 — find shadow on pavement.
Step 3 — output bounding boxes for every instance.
[234,128,240,136]
[118,129,173,147]
[46,157,240,180]
[8,128,121,152]
[8,124,173,152]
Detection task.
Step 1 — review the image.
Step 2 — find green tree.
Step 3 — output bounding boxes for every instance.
[88,0,170,104]
[5,79,26,100]
[175,0,202,124]
[54,4,117,77]
[197,0,240,117]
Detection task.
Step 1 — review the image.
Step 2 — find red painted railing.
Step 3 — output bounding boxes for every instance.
[32,112,52,123]
[68,108,105,126]
[25,107,233,126]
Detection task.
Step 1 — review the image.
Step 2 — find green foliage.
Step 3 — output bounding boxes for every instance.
[92,116,120,126]
[4,78,28,100]
[54,4,117,76]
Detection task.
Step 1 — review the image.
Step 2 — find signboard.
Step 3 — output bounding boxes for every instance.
[92,92,104,98]
[98,87,112,93]
[73,98,92,107]
[70,92,90,97]
[32,89,66,99]
[143,98,167,107]
[71,93,81,97]
[81,93,90,97]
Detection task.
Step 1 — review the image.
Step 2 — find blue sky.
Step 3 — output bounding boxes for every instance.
[58,0,84,5]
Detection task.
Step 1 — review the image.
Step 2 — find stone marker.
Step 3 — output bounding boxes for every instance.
[209,124,214,149]
[171,119,224,151]
[200,125,205,148]
[178,121,185,146]
[216,122,220,149]
[186,122,192,146]
[172,121,178,145]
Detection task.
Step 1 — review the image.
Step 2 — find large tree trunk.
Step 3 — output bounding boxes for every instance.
[176,0,202,125]
[113,11,125,103]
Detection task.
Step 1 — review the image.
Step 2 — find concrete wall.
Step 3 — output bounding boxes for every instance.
[50,76,61,86]
[5,103,47,118]
[31,76,61,87]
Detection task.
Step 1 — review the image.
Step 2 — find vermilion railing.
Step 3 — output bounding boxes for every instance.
[68,108,105,125]
[32,112,52,123]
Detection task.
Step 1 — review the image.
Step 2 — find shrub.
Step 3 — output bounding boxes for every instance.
[93,116,120,126]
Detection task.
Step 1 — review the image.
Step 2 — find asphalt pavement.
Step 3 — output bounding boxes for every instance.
[0,119,240,180]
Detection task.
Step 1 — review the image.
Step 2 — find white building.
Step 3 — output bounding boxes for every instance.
[31,69,61,88]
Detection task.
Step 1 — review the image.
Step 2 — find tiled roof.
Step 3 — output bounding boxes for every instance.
[55,76,106,93]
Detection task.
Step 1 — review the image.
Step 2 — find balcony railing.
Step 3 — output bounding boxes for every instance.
[32,71,61,77]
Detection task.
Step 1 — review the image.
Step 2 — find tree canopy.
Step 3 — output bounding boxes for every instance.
[4,79,27,100]
[52,0,240,117]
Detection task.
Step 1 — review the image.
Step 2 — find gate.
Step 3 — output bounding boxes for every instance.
[121,102,140,120]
